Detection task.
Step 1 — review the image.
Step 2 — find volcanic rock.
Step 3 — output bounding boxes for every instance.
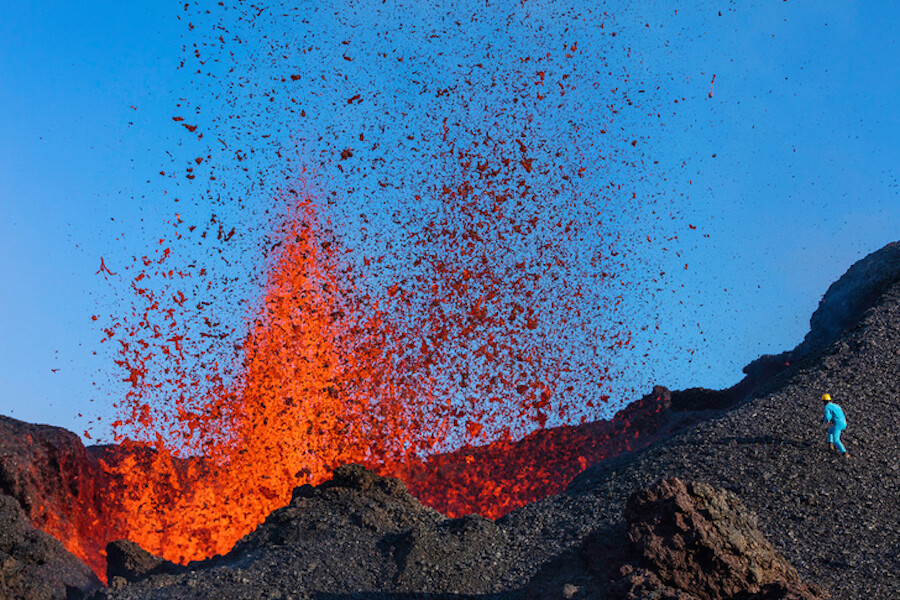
[0,416,112,577]
[87,464,517,599]
[105,539,180,588]
[609,478,827,600]
[0,493,101,600]
[12,240,900,600]
[608,566,699,600]
[0,415,211,580]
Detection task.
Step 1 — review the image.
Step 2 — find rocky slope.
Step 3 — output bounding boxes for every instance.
[504,242,900,598]
[2,241,899,599]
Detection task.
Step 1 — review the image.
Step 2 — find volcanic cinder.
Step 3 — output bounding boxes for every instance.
[1,241,899,600]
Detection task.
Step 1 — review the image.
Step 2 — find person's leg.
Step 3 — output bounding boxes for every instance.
[833,425,847,454]
[827,425,838,451]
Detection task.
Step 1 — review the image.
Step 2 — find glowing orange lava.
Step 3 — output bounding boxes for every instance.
[25,0,687,583]
[95,196,367,564]
[90,141,628,574]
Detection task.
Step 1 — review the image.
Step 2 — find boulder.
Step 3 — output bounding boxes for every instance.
[611,478,827,600]
[105,539,180,588]
[0,493,101,600]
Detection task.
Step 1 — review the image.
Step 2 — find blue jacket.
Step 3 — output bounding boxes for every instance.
[823,402,846,427]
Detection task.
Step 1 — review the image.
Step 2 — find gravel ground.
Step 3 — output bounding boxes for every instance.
[503,254,900,599]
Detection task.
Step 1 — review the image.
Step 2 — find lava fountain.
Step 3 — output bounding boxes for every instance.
[56,0,685,580]
[97,120,638,562]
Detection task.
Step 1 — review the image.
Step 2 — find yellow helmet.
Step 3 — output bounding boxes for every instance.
[822,393,831,402]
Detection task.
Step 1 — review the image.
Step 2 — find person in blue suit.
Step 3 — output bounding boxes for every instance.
[821,393,849,457]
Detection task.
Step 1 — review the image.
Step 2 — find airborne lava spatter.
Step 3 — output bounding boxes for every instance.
[92,126,643,569]
[73,0,686,579]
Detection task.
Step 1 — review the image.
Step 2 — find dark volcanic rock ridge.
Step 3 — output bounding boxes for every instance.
[3,241,900,599]
[89,472,830,600]
[505,242,900,599]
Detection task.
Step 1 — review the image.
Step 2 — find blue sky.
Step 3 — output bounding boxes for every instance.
[1,1,898,442]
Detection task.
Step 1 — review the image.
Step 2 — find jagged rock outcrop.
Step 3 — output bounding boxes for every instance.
[0,416,213,581]
[607,478,827,600]
[0,493,101,600]
[105,539,180,588]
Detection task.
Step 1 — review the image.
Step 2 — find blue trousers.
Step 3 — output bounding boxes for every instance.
[828,423,846,453]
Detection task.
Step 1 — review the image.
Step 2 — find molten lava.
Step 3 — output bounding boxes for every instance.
[57,0,682,581]
[85,121,641,574]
